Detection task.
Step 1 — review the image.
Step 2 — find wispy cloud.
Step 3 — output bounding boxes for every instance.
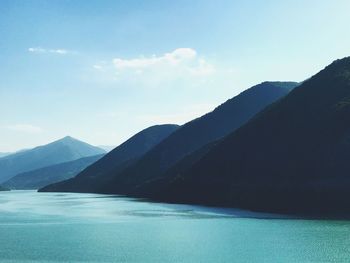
[112,48,215,77]
[113,48,196,69]
[5,124,43,134]
[90,48,216,87]
[28,47,71,55]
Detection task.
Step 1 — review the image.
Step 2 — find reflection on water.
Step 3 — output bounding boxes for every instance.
[0,191,350,262]
[0,190,282,224]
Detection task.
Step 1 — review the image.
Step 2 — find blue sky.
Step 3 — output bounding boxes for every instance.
[1,0,350,151]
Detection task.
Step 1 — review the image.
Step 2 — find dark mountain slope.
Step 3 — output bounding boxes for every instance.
[101,81,298,194]
[3,154,104,190]
[151,57,350,214]
[0,136,105,183]
[39,124,179,192]
[132,140,219,197]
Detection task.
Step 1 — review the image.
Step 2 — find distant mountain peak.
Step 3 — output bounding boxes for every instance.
[59,136,78,142]
[39,124,180,193]
[52,136,100,148]
[0,136,106,183]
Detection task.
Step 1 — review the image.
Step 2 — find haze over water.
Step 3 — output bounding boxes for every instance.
[0,191,349,262]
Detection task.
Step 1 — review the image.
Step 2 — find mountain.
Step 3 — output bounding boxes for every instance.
[41,81,297,194]
[39,124,179,192]
[147,57,350,214]
[0,136,105,183]
[98,81,298,194]
[3,154,104,190]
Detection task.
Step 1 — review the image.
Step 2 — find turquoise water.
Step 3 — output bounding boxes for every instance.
[0,191,350,262]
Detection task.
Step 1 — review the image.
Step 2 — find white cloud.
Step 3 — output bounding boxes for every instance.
[87,48,239,103]
[6,124,43,134]
[84,48,217,90]
[28,47,46,53]
[111,48,214,77]
[113,48,197,69]
[90,48,216,87]
[28,47,70,55]
[52,49,68,54]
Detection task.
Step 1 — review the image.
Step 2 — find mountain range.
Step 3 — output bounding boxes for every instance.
[39,124,179,193]
[137,57,350,214]
[17,57,350,215]
[40,81,297,194]
[0,136,105,183]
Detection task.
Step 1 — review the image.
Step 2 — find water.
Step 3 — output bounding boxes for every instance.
[0,191,350,262]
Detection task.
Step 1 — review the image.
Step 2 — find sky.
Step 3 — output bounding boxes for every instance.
[1,0,350,152]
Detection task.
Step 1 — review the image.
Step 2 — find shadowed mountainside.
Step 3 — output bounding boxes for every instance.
[3,154,104,190]
[145,57,350,214]
[99,82,298,194]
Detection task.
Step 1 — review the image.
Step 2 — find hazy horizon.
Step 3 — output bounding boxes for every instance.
[1,0,350,151]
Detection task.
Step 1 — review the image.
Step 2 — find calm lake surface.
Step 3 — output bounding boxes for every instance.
[0,191,350,262]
